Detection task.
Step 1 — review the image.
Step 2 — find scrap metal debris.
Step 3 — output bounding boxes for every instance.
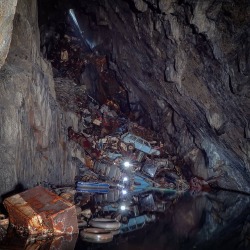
[3,186,78,236]
[0,9,224,247]
[53,97,216,243]
[0,89,217,246]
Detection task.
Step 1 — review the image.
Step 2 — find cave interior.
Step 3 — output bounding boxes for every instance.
[0,0,250,249]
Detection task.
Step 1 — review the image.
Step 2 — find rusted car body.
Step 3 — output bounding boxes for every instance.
[68,127,101,159]
[3,186,78,235]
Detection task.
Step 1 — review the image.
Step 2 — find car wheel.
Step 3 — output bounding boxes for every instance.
[127,143,135,151]
[121,216,128,224]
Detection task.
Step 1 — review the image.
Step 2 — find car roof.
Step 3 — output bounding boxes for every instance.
[127,133,145,140]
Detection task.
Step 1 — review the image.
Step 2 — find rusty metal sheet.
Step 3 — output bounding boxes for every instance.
[68,126,101,159]
[3,186,78,235]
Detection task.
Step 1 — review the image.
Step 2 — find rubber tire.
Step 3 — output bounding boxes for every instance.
[80,228,113,243]
[78,220,87,228]
[89,218,121,230]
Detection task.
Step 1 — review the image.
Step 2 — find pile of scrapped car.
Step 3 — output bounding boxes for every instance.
[69,100,191,192]
[65,100,195,242]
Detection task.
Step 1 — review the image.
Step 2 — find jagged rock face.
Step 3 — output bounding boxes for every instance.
[64,0,250,191]
[0,0,79,198]
[0,0,17,69]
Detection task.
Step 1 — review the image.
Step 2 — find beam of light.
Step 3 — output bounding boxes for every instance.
[69,9,82,35]
[69,9,93,51]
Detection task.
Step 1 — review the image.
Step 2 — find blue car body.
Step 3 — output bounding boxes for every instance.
[121,133,160,156]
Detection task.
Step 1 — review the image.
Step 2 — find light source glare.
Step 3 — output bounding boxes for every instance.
[123,176,128,182]
[124,161,131,167]
[122,189,127,195]
[120,205,126,211]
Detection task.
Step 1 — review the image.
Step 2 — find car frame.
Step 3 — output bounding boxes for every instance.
[121,132,160,156]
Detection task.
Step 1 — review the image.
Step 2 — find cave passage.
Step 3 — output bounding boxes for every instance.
[0,0,250,249]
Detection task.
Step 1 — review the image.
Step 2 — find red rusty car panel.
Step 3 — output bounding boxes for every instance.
[68,126,101,159]
[3,186,78,235]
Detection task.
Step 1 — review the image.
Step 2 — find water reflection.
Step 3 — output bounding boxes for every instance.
[0,232,78,250]
[0,190,249,250]
[73,190,249,250]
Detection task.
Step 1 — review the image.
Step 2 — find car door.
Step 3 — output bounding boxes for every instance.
[143,141,151,154]
[135,138,144,151]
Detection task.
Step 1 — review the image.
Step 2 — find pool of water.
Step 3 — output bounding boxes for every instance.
[0,190,249,250]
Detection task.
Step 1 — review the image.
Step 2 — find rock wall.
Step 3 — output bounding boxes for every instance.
[0,0,18,70]
[0,0,80,199]
[73,0,250,191]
